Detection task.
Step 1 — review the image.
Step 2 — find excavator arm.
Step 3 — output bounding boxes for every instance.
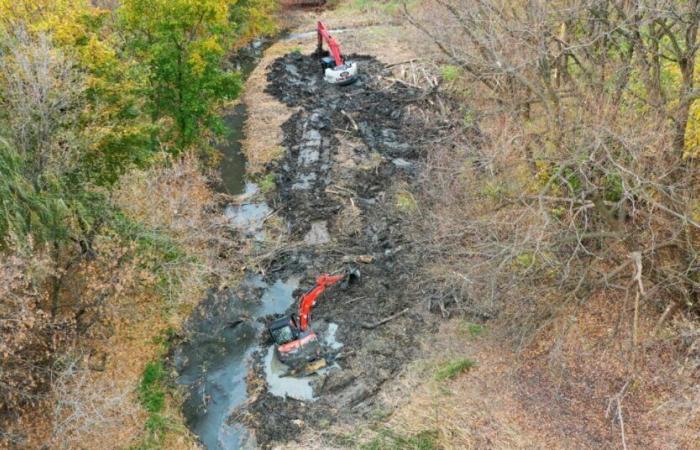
[317,21,345,67]
[268,268,359,369]
[316,21,358,85]
[298,273,346,331]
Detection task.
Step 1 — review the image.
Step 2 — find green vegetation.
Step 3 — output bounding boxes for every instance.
[349,0,405,13]
[137,360,169,445]
[458,321,485,338]
[120,0,243,151]
[434,358,476,381]
[140,361,166,415]
[0,0,276,445]
[395,190,418,213]
[257,172,277,193]
[440,64,462,82]
[360,429,438,450]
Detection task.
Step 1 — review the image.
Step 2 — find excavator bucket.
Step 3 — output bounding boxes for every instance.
[340,267,360,289]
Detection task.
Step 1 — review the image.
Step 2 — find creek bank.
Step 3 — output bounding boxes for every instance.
[215,38,274,196]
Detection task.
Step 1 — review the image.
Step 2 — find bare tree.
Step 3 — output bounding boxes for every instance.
[0,28,85,180]
[406,0,700,340]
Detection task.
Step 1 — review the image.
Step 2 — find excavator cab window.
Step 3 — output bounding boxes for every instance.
[321,56,335,70]
[268,316,299,345]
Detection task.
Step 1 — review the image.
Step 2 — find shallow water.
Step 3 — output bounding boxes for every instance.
[216,105,249,195]
[284,28,349,40]
[262,346,316,401]
[177,276,300,450]
[224,183,272,241]
[324,322,344,351]
[214,40,270,196]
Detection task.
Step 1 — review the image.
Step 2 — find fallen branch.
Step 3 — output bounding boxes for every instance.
[385,58,420,68]
[606,380,631,450]
[344,296,367,305]
[261,207,280,224]
[340,109,359,131]
[361,308,409,329]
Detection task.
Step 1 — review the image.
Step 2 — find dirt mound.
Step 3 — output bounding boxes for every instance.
[242,52,452,447]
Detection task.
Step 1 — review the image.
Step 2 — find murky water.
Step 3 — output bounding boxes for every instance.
[176,276,300,450]
[261,321,344,402]
[214,39,270,196]
[216,104,249,195]
[263,346,316,401]
[224,183,271,241]
[284,28,349,40]
[324,322,344,351]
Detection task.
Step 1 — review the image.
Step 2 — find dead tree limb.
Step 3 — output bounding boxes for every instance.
[361,308,409,329]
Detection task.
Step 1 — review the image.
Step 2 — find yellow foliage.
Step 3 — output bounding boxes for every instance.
[684,100,700,159]
[0,0,97,42]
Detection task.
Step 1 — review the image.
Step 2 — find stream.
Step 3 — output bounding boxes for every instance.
[174,39,271,450]
[173,38,342,450]
[174,276,300,449]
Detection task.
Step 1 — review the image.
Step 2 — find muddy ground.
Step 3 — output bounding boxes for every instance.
[234,52,455,447]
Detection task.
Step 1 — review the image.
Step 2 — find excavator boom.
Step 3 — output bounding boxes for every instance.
[298,273,346,330]
[316,21,358,85]
[317,21,344,67]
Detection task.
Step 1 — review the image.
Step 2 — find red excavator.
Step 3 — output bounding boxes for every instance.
[316,21,358,85]
[268,269,359,369]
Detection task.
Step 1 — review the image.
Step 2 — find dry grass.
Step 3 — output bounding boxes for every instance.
[241,41,294,173]
[46,296,201,449]
[38,154,238,449]
[514,292,700,449]
[374,320,552,449]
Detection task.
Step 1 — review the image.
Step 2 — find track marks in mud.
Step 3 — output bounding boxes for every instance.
[244,52,452,447]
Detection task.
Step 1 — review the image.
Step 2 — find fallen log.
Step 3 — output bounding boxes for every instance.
[361,308,409,329]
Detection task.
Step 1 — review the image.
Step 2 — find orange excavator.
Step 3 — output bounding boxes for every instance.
[316,21,358,85]
[268,269,359,368]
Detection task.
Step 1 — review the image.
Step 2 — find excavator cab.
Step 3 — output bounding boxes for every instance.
[268,315,300,346]
[269,315,321,368]
[320,55,335,71]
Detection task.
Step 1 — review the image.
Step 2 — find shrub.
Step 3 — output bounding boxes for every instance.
[434,358,476,381]
[440,64,462,82]
[361,429,438,450]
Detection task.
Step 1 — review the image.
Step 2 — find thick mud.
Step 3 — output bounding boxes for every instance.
[173,47,452,448]
[241,52,450,446]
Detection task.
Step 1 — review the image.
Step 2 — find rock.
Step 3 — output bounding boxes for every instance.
[304,221,330,245]
[391,158,413,169]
